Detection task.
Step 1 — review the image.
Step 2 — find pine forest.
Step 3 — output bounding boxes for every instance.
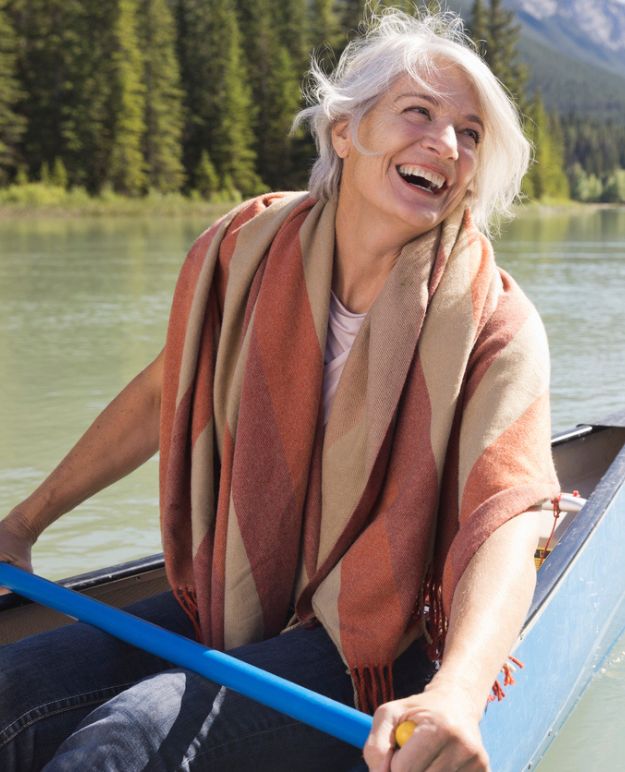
[0,0,624,206]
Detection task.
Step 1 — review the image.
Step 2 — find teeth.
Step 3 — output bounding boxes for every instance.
[398,164,446,191]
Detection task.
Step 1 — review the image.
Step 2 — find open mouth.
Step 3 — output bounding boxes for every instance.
[397,164,447,194]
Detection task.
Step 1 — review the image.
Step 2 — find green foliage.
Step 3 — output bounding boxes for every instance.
[51,157,68,189]
[0,4,26,181]
[339,0,368,36]
[1,0,618,203]
[108,0,147,195]
[39,161,50,185]
[138,0,185,192]
[569,163,603,203]
[15,164,28,185]
[273,0,308,74]
[523,93,569,201]
[601,169,625,204]
[177,0,261,195]
[57,2,118,193]
[236,0,302,189]
[469,0,527,106]
[309,0,342,51]
[6,0,72,179]
[219,172,242,203]
[0,181,89,206]
[194,150,220,199]
[562,116,625,179]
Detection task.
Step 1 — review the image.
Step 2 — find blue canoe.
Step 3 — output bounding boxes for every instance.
[1,412,625,768]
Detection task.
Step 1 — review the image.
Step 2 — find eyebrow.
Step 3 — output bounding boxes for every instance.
[394,92,485,130]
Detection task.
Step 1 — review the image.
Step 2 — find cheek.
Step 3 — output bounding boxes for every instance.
[459,154,479,189]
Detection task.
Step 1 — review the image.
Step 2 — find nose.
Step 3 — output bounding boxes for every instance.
[422,121,459,161]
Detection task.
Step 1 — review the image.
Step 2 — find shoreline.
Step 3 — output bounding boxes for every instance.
[0,197,623,221]
[514,200,625,216]
[0,198,238,221]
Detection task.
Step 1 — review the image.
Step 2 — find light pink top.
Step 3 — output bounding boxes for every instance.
[323,292,366,424]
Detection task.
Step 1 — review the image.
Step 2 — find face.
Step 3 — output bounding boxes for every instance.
[331,66,483,242]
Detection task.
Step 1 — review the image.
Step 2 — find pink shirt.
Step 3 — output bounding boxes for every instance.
[323,292,366,424]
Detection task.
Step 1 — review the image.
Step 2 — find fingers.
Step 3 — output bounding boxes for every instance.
[364,696,490,772]
[388,721,489,772]
[363,703,398,772]
[0,555,33,595]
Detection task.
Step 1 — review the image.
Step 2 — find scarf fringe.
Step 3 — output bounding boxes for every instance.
[421,568,448,661]
[174,586,203,642]
[350,663,395,714]
[488,655,524,702]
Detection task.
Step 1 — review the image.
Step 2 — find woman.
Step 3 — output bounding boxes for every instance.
[0,9,558,772]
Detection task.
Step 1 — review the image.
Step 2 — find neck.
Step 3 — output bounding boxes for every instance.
[333,198,408,314]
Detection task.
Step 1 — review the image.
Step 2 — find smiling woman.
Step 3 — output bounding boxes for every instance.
[0,8,558,772]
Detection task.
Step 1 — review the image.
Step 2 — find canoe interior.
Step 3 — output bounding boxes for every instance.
[1,421,624,650]
[0,556,169,645]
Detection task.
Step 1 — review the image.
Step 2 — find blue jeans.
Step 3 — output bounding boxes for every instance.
[0,592,435,771]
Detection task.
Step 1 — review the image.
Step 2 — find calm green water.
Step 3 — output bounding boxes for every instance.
[0,206,624,768]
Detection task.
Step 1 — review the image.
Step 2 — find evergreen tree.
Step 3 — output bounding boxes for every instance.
[340,0,367,36]
[7,0,75,179]
[138,0,185,192]
[261,45,302,188]
[39,160,50,185]
[602,169,625,204]
[467,0,487,59]
[235,0,301,189]
[273,0,309,76]
[59,2,118,192]
[176,0,260,195]
[523,93,569,201]
[216,6,263,193]
[309,0,342,54]
[469,0,526,104]
[51,156,68,188]
[569,163,603,202]
[194,150,219,198]
[108,0,146,194]
[0,4,26,182]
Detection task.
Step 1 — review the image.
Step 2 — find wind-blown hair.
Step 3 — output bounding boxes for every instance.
[293,8,531,235]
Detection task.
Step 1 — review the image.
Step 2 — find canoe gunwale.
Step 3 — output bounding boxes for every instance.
[0,553,165,613]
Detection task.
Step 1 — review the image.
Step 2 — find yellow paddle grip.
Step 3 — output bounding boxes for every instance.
[395,720,417,747]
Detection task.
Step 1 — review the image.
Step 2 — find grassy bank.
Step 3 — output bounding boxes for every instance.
[1,183,622,221]
[0,183,240,219]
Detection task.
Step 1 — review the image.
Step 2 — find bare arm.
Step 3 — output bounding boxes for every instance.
[0,349,164,572]
[364,510,541,772]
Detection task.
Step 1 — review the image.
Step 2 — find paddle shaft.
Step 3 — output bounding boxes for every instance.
[0,563,373,748]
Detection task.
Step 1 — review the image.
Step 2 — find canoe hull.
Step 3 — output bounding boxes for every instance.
[482,425,625,769]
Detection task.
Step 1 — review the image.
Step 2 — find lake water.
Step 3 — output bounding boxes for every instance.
[0,205,624,769]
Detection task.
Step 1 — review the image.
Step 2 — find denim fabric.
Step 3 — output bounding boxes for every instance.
[0,591,435,771]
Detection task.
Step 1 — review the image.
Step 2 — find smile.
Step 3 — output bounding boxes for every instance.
[396,164,448,194]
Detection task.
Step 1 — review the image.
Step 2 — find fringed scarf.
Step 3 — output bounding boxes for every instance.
[159,192,559,712]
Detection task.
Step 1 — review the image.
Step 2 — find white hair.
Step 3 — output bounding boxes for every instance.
[293,7,531,235]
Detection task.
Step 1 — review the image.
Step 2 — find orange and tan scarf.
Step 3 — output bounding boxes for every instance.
[159,192,559,711]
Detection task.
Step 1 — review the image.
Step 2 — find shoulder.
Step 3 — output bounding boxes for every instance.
[470,264,550,379]
[181,192,312,274]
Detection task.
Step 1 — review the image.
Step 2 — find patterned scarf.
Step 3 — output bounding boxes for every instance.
[159,192,559,711]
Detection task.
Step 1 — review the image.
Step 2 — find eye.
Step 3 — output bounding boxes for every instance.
[462,127,481,145]
[405,105,431,119]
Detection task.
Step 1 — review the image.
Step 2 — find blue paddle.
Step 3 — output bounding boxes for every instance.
[0,562,372,748]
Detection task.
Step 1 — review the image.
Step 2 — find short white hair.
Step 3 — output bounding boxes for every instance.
[293,8,531,235]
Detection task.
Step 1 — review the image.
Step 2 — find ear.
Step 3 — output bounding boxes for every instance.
[331,118,351,159]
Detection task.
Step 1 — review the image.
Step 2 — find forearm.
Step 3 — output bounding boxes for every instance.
[8,350,164,539]
[426,511,541,718]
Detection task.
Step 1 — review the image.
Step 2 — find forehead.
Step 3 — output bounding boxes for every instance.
[385,68,482,114]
